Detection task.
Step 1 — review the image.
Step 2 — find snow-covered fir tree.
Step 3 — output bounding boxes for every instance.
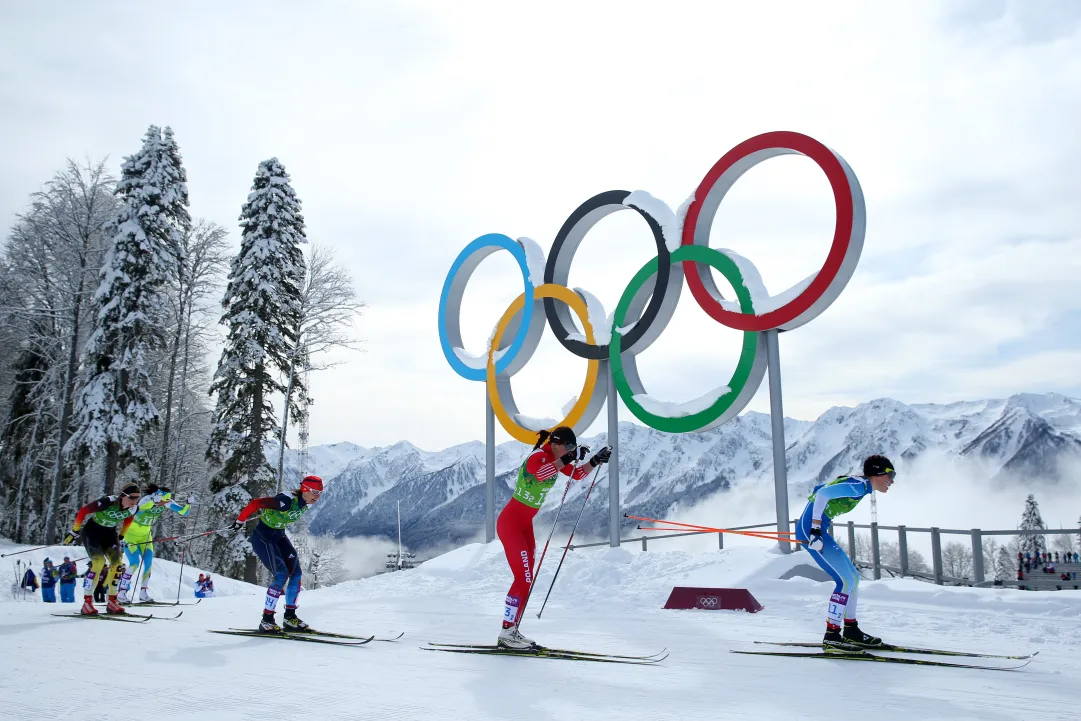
[1018,493,1048,557]
[207,158,306,581]
[994,546,1014,581]
[67,126,190,497]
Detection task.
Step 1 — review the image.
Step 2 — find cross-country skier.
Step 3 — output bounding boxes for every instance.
[117,484,193,603]
[232,475,323,633]
[795,454,896,652]
[63,483,142,615]
[496,426,611,649]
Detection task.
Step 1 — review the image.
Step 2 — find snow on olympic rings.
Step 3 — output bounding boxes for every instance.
[437,131,865,443]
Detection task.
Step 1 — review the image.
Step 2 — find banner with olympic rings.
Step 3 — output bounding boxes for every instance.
[438,131,865,444]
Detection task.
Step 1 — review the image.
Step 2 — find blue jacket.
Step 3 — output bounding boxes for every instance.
[58,561,78,583]
[40,565,58,588]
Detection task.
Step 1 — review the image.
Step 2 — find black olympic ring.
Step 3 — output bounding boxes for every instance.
[543,190,682,361]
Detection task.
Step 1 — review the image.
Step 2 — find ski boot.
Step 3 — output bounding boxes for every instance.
[258,613,281,633]
[822,626,864,653]
[497,625,537,650]
[842,621,883,648]
[106,595,127,614]
[116,589,132,605]
[81,595,98,616]
[138,588,153,603]
[282,608,312,633]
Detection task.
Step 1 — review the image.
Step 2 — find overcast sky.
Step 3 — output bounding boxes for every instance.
[2,1,1080,452]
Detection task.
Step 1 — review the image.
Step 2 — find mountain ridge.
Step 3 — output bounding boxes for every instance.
[272,392,1081,551]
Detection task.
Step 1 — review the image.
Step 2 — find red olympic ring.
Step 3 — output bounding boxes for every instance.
[682,131,865,332]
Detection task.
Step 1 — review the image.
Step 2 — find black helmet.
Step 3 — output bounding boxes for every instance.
[549,426,577,448]
[863,455,896,479]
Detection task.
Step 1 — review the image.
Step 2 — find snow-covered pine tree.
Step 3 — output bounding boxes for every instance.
[1018,494,1048,557]
[207,158,306,581]
[994,546,1014,581]
[66,126,189,501]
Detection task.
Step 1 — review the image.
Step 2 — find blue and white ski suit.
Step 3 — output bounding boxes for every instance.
[796,476,872,626]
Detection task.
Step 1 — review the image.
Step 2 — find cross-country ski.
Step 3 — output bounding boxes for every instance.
[731,649,1033,672]
[753,640,1040,661]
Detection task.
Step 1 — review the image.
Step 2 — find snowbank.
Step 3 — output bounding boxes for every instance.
[3,536,1081,720]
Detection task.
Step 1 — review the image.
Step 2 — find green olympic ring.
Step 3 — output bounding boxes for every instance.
[609,245,768,433]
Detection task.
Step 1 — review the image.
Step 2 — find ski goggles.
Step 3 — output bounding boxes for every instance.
[884,469,896,482]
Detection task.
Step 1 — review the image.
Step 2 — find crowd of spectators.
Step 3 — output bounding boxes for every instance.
[1016,550,1080,589]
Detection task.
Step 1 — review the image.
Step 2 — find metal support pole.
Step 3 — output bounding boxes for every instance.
[871,522,881,580]
[931,527,943,585]
[485,391,495,543]
[765,330,791,553]
[971,529,984,585]
[641,537,647,551]
[718,532,724,550]
[607,363,620,548]
[847,521,857,562]
[898,525,908,577]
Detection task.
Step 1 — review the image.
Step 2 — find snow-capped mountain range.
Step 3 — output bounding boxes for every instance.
[283,393,1081,551]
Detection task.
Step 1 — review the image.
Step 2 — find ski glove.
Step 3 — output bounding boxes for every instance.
[559,451,576,466]
[231,519,244,533]
[63,530,79,545]
[807,526,824,552]
[589,446,612,466]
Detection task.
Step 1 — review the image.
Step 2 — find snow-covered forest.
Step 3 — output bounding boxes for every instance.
[0,126,362,583]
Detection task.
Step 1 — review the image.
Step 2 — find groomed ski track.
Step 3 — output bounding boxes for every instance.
[3,539,1080,720]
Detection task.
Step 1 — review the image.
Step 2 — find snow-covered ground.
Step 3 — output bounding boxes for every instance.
[3,537,1081,720]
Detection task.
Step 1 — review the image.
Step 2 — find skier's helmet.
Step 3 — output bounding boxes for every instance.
[301,475,324,493]
[120,482,141,499]
[863,455,896,480]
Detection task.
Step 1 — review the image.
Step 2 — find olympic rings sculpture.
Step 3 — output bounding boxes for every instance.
[438,131,865,444]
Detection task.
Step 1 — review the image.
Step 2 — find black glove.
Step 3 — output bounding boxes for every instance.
[589,446,612,466]
[231,519,244,532]
[559,451,576,466]
[63,530,79,545]
[807,526,824,552]
[576,445,591,461]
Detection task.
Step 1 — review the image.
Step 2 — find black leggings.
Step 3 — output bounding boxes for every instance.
[82,521,122,598]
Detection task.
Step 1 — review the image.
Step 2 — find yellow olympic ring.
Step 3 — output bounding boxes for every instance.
[486,284,599,443]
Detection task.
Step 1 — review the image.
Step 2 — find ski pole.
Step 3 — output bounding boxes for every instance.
[141,526,232,545]
[536,464,602,620]
[1,544,64,558]
[626,514,803,544]
[636,524,802,544]
[174,544,187,604]
[626,513,798,535]
[517,477,574,623]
